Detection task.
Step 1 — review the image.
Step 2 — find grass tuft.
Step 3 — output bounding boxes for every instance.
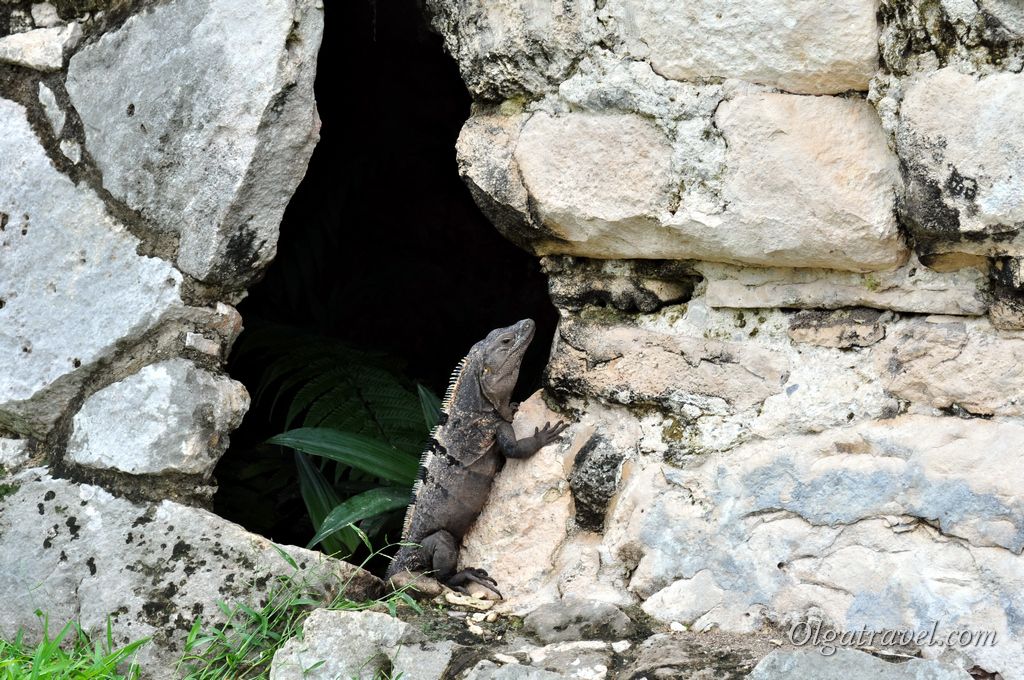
[0,612,149,679]
[177,538,421,680]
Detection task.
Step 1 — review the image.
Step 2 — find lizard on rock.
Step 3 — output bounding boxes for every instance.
[385,319,568,598]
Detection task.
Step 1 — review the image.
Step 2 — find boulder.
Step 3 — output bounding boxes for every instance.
[65,0,323,286]
[66,359,249,477]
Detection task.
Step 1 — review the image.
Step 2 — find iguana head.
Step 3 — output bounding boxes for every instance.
[472,319,535,421]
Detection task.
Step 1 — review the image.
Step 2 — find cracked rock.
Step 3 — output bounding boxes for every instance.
[0,470,381,676]
[66,359,249,477]
[269,609,454,680]
[0,23,79,71]
[608,0,879,95]
[65,0,324,287]
[0,97,184,436]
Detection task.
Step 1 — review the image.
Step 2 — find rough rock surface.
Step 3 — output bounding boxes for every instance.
[523,599,635,644]
[457,91,904,271]
[0,470,381,676]
[66,359,249,476]
[65,0,323,286]
[609,0,880,94]
[897,68,1024,259]
[748,648,973,680]
[0,97,184,435]
[0,23,79,70]
[270,609,454,680]
[698,256,989,316]
[425,0,598,100]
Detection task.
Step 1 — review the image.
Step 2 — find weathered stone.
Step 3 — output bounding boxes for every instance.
[30,3,61,27]
[461,393,577,611]
[568,435,626,532]
[712,93,905,271]
[65,0,323,286]
[598,414,1024,675]
[456,113,540,251]
[0,439,29,471]
[523,599,635,645]
[0,23,79,71]
[748,648,972,680]
[548,317,789,415]
[610,0,880,94]
[269,609,454,680]
[515,111,674,251]
[898,68,1024,259]
[463,661,570,680]
[37,81,63,136]
[522,640,612,679]
[59,139,80,163]
[425,0,597,99]
[878,0,1024,77]
[879,317,1024,416]
[624,632,767,679]
[66,359,249,476]
[0,470,381,676]
[542,257,698,314]
[788,309,887,348]
[462,94,904,271]
[0,98,184,435]
[7,8,33,33]
[698,256,989,316]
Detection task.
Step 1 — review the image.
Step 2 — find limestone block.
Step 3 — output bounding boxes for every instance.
[548,317,789,414]
[0,23,79,71]
[515,112,674,247]
[898,68,1024,258]
[0,439,29,471]
[459,93,905,271]
[65,0,323,286]
[269,609,454,680]
[712,93,905,271]
[66,359,249,476]
[30,3,61,27]
[426,0,597,99]
[787,309,887,348]
[601,417,1024,677]
[0,470,381,676]
[0,98,183,434]
[748,648,972,680]
[879,317,1024,416]
[610,0,880,94]
[37,82,63,136]
[523,599,635,644]
[699,255,989,315]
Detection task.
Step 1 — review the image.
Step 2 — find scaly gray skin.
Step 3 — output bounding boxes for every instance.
[386,319,568,597]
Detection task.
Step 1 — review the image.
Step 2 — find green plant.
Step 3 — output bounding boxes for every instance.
[233,321,438,556]
[178,542,420,680]
[0,612,149,679]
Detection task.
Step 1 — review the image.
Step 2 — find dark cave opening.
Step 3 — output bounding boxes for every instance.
[212,0,556,565]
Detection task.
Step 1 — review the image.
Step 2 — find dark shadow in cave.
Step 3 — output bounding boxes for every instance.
[212,0,556,562]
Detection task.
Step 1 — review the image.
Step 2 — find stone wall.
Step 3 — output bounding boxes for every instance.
[433,1,1024,677]
[0,0,379,673]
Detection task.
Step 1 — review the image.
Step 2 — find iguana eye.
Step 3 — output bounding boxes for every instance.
[501,337,511,344]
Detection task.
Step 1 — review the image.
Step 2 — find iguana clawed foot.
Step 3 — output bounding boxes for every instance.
[448,567,503,600]
[534,421,569,447]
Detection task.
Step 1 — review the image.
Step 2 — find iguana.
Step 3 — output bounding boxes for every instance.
[386,319,568,598]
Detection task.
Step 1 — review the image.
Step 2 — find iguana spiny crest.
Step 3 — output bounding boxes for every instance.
[386,319,568,597]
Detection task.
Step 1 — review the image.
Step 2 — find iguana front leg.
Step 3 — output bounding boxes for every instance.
[497,420,569,459]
